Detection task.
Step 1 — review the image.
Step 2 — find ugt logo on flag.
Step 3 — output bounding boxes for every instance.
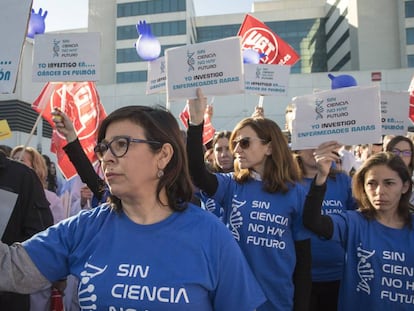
[238,14,300,66]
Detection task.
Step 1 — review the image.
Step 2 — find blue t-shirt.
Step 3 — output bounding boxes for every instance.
[302,173,357,281]
[331,211,414,310]
[213,173,310,311]
[23,204,266,311]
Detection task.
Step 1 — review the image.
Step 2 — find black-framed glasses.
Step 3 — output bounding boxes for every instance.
[391,148,412,157]
[94,136,161,160]
[231,137,267,150]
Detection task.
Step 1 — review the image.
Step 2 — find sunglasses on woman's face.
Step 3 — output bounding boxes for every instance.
[392,149,412,157]
[231,137,267,150]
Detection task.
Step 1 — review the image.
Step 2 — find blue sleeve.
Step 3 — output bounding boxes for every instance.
[22,208,103,281]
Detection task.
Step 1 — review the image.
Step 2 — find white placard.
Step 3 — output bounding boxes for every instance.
[380,91,409,135]
[244,63,289,96]
[32,32,101,82]
[0,189,18,238]
[166,36,244,101]
[0,0,32,93]
[146,56,166,95]
[291,85,382,150]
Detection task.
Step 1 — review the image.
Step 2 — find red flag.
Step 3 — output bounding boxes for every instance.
[32,82,107,180]
[179,104,215,145]
[409,75,414,124]
[238,14,300,66]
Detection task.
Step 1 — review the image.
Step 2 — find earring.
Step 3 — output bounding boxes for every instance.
[157,169,164,178]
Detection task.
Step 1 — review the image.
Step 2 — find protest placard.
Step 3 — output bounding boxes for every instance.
[0,189,18,238]
[291,85,382,150]
[0,120,12,140]
[146,56,166,95]
[166,36,244,101]
[0,0,32,93]
[244,63,289,96]
[33,32,100,82]
[380,91,409,136]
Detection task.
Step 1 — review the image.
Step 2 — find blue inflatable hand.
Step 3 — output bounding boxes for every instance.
[328,73,357,89]
[134,20,161,61]
[27,8,48,39]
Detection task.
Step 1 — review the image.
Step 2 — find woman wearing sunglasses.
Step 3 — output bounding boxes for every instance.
[0,105,266,310]
[186,88,311,311]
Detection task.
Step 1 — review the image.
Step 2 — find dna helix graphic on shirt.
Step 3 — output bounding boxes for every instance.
[356,244,376,295]
[228,197,246,241]
[78,262,107,310]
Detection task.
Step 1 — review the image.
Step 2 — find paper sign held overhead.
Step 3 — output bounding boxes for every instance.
[166,36,244,101]
[380,91,409,136]
[32,32,101,82]
[146,56,167,95]
[291,86,382,150]
[0,0,32,93]
[244,63,290,96]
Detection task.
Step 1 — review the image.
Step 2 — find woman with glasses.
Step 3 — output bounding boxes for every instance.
[385,135,414,175]
[0,105,266,310]
[385,135,414,208]
[304,142,414,310]
[186,88,311,311]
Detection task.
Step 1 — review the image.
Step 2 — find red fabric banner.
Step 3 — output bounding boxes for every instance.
[409,75,414,124]
[32,82,107,180]
[179,103,215,145]
[238,14,300,66]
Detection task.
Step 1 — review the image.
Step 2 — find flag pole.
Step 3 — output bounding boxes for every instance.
[258,95,264,108]
[18,83,56,161]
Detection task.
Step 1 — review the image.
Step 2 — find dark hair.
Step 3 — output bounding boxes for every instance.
[97,105,194,212]
[385,135,414,174]
[352,152,412,227]
[0,145,12,157]
[230,117,300,193]
[211,130,233,173]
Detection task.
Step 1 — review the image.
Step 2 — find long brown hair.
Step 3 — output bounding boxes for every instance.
[230,117,300,193]
[352,152,412,227]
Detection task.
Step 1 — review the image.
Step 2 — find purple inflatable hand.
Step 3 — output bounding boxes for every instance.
[27,8,48,39]
[134,20,161,61]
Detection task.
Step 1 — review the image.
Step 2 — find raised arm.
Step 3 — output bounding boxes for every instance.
[186,88,219,196]
[303,141,341,239]
[52,109,106,199]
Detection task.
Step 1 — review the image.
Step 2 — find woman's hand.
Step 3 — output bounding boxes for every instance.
[187,88,207,125]
[51,108,77,143]
[313,141,342,185]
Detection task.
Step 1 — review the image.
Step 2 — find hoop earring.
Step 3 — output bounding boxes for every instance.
[157,169,164,178]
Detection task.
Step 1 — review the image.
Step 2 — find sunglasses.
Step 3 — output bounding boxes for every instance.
[231,137,267,150]
[391,149,412,157]
[94,135,161,160]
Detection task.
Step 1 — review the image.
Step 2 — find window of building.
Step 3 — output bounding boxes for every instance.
[405,1,414,18]
[117,71,148,83]
[408,55,414,67]
[117,20,186,40]
[407,28,414,45]
[117,0,186,18]
[117,44,185,64]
